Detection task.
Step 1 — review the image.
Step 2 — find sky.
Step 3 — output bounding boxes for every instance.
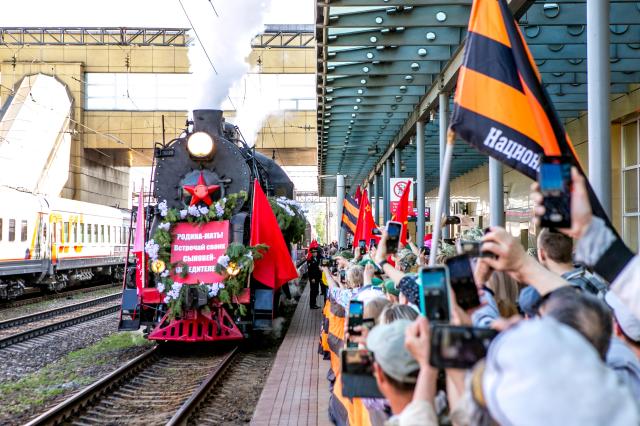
[0,0,314,26]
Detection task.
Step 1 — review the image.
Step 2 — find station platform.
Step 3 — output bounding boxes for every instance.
[251,285,331,426]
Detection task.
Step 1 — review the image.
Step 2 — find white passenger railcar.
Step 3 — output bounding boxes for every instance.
[0,186,130,299]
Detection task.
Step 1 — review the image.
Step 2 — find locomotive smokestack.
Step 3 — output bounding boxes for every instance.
[193,109,224,137]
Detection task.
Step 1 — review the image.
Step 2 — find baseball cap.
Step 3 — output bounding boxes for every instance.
[371,277,384,287]
[366,319,419,384]
[518,286,541,317]
[332,250,354,260]
[397,275,420,306]
[606,292,640,342]
[383,279,400,297]
[358,259,376,267]
[483,317,638,425]
[397,249,417,271]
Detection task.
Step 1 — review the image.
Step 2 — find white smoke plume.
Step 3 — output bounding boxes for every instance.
[181,0,273,112]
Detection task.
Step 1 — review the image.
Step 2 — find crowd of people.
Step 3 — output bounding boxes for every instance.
[307,168,640,425]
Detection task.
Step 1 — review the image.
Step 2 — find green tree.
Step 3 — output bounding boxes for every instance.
[314,211,326,244]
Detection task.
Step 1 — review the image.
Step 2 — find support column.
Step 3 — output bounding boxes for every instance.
[394,149,401,178]
[587,0,611,215]
[489,158,505,227]
[336,174,346,248]
[373,173,380,224]
[384,159,392,222]
[439,92,450,238]
[416,120,425,246]
[368,180,374,207]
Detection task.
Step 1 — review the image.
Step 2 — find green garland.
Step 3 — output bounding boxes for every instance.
[147,191,270,318]
[268,197,307,244]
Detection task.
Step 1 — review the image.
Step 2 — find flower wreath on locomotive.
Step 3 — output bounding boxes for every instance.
[118,110,304,342]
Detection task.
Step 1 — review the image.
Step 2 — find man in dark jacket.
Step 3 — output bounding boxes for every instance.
[307,247,323,309]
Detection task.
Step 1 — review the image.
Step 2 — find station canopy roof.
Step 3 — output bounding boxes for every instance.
[316,0,640,196]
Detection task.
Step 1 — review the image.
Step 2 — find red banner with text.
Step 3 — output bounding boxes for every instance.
[170,221,229,284]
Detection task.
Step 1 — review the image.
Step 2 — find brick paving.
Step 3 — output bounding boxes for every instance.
[251,286,331,426]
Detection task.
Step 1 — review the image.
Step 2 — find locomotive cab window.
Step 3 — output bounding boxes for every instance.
[21,220,28,242]
[8,219,15,242]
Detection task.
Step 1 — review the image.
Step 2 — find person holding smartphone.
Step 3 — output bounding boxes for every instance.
[307,247,324,309]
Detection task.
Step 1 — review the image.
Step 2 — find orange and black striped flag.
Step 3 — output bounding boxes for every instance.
[450,0,610,223]
[341,193,358,235]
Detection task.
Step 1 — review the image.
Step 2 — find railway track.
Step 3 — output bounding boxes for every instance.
[25,345,238,426]
[0,282,120,310]
[0,293,121,349]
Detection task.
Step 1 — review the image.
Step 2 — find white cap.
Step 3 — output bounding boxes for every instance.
[483,317,639,426]
[606,291,640,342]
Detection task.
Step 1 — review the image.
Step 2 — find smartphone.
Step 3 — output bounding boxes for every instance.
[348,300,364,337]
[372,228,382,236]
[386,220,402,254]
[538,156,572,228]
[429,325,498,369]
[321,258,330,267]
[369,238,377,249]
[418,266,450,322]
[341,348,384,398]
[456,240,496,259]
[339,269,346,284]
[445,255,481,310]
[358,239,367,251]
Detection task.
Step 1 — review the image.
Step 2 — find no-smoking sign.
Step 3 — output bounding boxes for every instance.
[390,178,415,216]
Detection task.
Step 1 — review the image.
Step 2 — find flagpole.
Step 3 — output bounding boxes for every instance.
[141,179,146,290]
[429,129,455,266]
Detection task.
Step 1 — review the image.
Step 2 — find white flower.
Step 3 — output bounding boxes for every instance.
[215,203,225,218]
[207,282,223,298]
[156,282,165,293]
[144,240,159,261]
[217,255,230,268]
[160,270,169,278]
[188,205,201,217]
[179,209,188,219]
[158,222,170,231]
[158,200,168,217]
[245,252,253,259]
[163,295,171,304]
[199,206,209,216]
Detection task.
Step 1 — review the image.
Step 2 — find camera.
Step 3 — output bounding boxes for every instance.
[430,325,497,369]
[341,348,383,398]
[538,156,572,228]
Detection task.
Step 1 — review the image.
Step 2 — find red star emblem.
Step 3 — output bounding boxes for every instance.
[183,172,220,206]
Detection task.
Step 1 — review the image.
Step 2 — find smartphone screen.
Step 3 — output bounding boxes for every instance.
[419,266,450,322]
[341,348,384,398]
[429,325,498,369]
[358,239,367,250]
[386,221,402,254]
[539,157,571,228]
[339,269,346,284]
[445,255,481,310]
[369,238,377,249]
[348,300,364,336]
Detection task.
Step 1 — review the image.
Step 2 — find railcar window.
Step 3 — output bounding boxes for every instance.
[94,224,98,242]
[80,224,85,243]
[87,224,92,243]
[101,225,105,243]
[9,219,15,242]
[0,218,3,241]
[63,222,69,243]
[108,225,111,243]
[72,223,77,243]
[21,220,28,242]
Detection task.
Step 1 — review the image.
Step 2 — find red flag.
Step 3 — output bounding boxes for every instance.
[354,186,363,206]
[132,185,146,291]
[354,189,378,243]
[391,180,411,246]
[250,179,298,290]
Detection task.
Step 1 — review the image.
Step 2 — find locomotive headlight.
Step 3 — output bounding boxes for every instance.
[187,132,215,159]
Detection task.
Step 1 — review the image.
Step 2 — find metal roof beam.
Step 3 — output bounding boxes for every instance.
[327,85,426,97]
[327,95,421,105]
[324,26,465,47]
[327,5,471,28]
[327,45,453,63]
[321,0,472,6]
[324,73,432,87]
[537,58,640,73]
[528,43,640,60]
[521,24,640,45]
[522,2,640,27]
[540,71,639,84]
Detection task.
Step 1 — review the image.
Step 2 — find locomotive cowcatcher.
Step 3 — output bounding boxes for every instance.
[118,109,297,342]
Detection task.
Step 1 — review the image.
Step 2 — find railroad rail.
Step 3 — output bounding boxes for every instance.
[0,300,120,349]
[0,282,120,310]
[25,346,238,425]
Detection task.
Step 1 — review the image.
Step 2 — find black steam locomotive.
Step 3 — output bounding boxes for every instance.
[118,109,296,342]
